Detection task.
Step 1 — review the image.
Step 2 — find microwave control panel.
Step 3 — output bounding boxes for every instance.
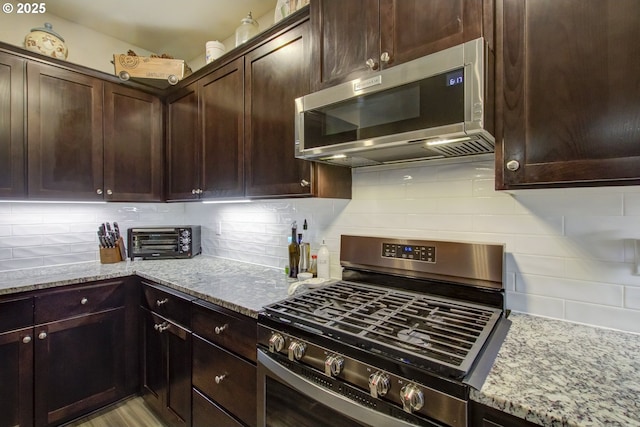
[382,243,436,263]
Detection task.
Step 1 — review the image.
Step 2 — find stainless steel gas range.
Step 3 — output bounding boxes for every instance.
[257,235,511,427]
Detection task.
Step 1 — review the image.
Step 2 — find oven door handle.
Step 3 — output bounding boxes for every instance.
[258,350,435,427]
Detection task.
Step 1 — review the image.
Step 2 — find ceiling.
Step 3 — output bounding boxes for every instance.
[45,0,276,62]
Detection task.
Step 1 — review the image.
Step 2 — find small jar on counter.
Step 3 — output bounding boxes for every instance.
[309,254,317,277]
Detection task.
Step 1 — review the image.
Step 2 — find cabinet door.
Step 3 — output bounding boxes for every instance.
[0,51,26,199]
[0,327,34,427]
[310,0,379,90]
[497,0,640,188]
[379,0,484,67]
[104,82,163,201]
[200,57,245,199]
[34,308,125,427]
[166,83,200,201]
[141,309,192,427]
[27,62,104,200]
[245,22,313,197]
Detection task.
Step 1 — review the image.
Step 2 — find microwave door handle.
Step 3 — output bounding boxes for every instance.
[257,350,419,427]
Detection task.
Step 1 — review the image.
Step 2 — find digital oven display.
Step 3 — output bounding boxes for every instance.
[382,243,436,263]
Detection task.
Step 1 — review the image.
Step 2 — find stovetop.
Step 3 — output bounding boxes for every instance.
[261,280,502,379]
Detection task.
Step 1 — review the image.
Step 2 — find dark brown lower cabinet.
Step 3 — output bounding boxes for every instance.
[34,308,126,426]
[140,308,192,427]
[192,388,244,427]
[0,327,34,427]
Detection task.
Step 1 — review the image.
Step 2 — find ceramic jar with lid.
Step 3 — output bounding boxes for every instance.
[235,12,259,47]
[24,22,68,60]
[205,40,225,64]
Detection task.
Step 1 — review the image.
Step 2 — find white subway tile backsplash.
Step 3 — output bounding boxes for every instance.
[565,302,640,334]
[2,162,640,333]
[515,273,623,307]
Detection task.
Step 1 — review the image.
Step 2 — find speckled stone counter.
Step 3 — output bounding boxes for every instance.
[0,257,292,318]
[471,313,640,427]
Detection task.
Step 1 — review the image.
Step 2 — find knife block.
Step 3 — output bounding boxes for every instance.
[99,238,126,264]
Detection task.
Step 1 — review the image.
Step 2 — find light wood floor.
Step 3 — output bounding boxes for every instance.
[65,396,167,427]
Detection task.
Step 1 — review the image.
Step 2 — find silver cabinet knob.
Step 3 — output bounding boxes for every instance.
[23,336,32,344]
[365,58,378,70]
[106,189,113,195]
[214,374,226,384]
[214,324,228,334]
[400,383,424,414]
[156,298,169,307]
[96,189,103,195]
[368,371,390,398]
[192,189,198,195]
[300,179,310,187]
[80,297,88,305]
[506,160,521,171]
[38,332,47,340]
[380,51,391,63]
[154,322,170,333]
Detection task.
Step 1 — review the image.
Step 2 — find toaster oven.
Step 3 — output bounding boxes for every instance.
[127,226,201,260]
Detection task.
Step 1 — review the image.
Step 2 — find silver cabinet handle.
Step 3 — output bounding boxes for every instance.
[380,51,391,63]
[38,332,47,340]
[154,322,170,333]
[81,297,88,305]
[192,189,198,195]
[214,324,228,334]
[156,298,169,307]
[23,336,32,344]
[214,374,226,384]
[365,58,378,70]
[300,179,310,187]
[96,189,103,195]
[106,189,113,195]
[506,160,521,171]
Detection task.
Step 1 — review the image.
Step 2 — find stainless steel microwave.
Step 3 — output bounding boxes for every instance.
[295,38,495,167]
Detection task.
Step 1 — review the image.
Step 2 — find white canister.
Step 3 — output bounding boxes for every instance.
[205,40,225,64]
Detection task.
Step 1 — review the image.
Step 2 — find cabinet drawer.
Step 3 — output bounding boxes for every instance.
[192,335,256,427]
[140,282,194,328]
[192,388,244,427]
[34,280,124,324]
[192,299,257,362]
[0,296,33,333]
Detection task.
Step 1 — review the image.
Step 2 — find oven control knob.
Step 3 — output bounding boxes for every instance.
[400,383,424,414]
[268,333,285,353]
[288,341,306,361]
[324,354,344,377]
[368,371,390,398]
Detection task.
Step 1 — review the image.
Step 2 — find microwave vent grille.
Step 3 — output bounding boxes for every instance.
[427,138,494,157]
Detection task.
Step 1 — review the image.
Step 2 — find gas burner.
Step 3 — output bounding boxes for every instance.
[398,327,432,349]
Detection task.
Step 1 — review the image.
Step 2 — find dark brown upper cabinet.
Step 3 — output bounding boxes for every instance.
[496,0,640,188]
[245,19,351,198]
[26,62,104,201]
[310,0,488,91]
[166,57,245,201]
[166,82,199,201]
[103,82,163,201]
[0,51,26,199]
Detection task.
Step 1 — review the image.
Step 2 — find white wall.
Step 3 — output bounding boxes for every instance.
[0,11,154,73]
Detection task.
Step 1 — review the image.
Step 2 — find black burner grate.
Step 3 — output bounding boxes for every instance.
[264,281,502,378]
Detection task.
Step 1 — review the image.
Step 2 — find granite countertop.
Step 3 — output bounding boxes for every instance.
[3,259,639,426]
[471,313,640,427]
[0,257,292,318]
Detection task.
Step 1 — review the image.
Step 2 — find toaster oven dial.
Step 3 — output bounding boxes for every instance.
[368,371,390,398]
[288,340,306,361]
[268,333,285,353]
[324,354,344,377]
[400,383,424,414]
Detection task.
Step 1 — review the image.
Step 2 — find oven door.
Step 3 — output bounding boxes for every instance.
[257,349,442,427]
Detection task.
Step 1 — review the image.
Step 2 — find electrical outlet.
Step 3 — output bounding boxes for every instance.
[216,222,222,236]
